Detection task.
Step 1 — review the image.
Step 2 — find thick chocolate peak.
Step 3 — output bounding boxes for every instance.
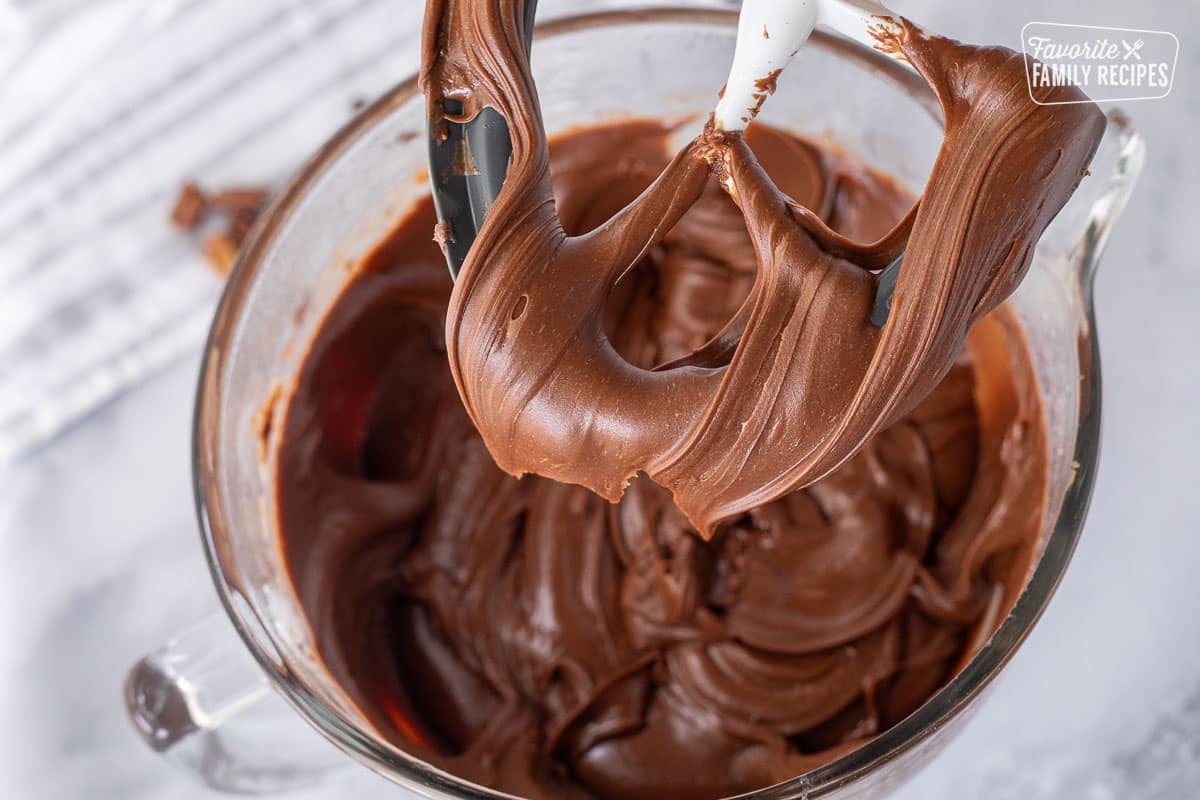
[424,1,1104,534]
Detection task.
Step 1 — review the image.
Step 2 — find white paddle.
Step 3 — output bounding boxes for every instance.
[713,0,907,132]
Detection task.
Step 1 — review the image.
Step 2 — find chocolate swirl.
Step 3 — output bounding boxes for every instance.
[277,121,1053,800]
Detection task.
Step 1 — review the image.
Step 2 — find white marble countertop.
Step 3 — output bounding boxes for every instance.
[1,0,1197,798]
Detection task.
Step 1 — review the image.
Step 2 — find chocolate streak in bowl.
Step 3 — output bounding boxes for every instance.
[275,121,1048,800]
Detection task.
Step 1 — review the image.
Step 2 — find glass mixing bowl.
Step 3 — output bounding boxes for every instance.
[125,6,1143,798]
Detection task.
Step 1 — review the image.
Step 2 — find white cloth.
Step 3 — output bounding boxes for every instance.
[0,0,424,460]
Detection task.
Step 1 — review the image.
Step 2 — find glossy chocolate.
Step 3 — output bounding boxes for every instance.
[277,120,1053,800]
[422,2,1104,534]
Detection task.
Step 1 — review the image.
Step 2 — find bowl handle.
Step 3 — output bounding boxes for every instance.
[124,613,349,793]
[1041,108,1145,306]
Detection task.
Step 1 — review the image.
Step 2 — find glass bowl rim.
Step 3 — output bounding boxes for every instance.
[193,7,1101,798]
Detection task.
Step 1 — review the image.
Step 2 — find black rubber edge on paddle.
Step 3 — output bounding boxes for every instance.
[429,0,538,278]
[870,252,904,327]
